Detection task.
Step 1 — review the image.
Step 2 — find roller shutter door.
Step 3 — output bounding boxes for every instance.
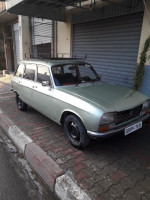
[31,18,53,45]
[73,13,143,87]
[13,23,20,63]
[31,18,53,58]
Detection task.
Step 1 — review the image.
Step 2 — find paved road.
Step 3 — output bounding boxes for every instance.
[0,132,58,200]
[0,79,57,200]
[0,140,36,200]
[3,93,150,200]
[0,80,33,199]
[1,75,150,199]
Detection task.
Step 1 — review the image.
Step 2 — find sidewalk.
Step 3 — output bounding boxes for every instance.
[0,76,150,200]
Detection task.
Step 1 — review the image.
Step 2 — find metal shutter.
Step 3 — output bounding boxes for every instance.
[13,23,20,63]
[31,18,53,45]
[73,13,143,87]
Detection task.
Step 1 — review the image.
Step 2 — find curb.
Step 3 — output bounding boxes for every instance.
[25,142,64,191]
[0,110,92,200]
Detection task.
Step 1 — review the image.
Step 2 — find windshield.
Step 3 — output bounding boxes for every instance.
[52,63,100,86]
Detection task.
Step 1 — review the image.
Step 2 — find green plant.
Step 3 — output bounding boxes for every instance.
[134,35,150,90]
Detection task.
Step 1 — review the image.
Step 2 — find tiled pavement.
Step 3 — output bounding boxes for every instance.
[0,81,150,200]
[0,81,12,93]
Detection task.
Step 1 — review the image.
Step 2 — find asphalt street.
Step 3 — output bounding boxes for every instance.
[0,140,37,200]
[0,133,57,200]
[0,78,57,200]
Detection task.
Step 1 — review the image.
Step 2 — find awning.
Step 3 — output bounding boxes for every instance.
[5,0,143,22]
[5,0,88,22]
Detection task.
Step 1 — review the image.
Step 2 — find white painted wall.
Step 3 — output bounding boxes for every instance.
[137,0,150,65]
[18,15,30,60]
[13,23,20,63]
[0,2,6,12]
[57,14,72,58]
[5,0,23,10]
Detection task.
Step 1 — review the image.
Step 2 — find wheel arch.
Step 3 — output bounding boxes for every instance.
[60,110,83,126]
[15,91,18,96]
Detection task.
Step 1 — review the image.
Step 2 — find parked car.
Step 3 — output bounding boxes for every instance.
[11,59,150,148]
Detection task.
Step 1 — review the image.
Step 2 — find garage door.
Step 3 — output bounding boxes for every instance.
[73,13,143,87]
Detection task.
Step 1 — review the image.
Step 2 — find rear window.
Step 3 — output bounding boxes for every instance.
[15,64,24,77]
[23,64,36,81]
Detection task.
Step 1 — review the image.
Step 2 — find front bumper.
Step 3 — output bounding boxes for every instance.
[87,113,150,139]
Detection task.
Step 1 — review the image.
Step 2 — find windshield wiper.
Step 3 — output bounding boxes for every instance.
[92,77,101,84]
[75,79,83,87]
[75,77,100,87]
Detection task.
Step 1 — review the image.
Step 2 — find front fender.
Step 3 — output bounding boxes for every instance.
[60,107,102,132]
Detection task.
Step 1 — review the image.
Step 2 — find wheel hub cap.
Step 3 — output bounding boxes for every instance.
[68,122,80,141]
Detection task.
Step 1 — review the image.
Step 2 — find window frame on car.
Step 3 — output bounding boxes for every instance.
[15,63,25,78]
[52,64,79,87]
[35,64,52,87]
[23,63,36,82]
[51,62,99,87]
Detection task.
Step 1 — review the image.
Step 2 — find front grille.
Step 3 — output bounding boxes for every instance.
[116,105,142,125]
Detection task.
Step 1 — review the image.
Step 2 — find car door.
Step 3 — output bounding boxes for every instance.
[20,63,36,106]
[32,64,55,120]
[12,63,25,94]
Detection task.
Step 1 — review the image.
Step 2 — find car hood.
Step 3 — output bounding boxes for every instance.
[59,82,149,112]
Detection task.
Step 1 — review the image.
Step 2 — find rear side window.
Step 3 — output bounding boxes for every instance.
[37,65,50,83]
[23,64,36,81]
[15,64,24,77]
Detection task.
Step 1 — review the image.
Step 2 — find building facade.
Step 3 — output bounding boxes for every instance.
[0,2,18,71]
[0,2,53,71]
[1,0,150,95]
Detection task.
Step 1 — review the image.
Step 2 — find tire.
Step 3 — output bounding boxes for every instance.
[16,94,27,111]
[64,114,90,148]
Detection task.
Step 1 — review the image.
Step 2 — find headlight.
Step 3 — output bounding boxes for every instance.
[142,100,150,110]
[100,113,115,125]
[141,100,150,115]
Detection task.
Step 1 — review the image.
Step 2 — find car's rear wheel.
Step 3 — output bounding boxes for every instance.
[16,94,27,111]
[64,114,90,148]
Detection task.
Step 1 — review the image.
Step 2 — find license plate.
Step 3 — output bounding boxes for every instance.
[124,121,142,136]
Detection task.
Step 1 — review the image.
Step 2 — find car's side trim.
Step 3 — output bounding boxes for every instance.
[87,113,150,138]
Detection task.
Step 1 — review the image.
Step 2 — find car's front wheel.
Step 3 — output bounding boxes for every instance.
[64,114,90,148]
[16,94,27,111]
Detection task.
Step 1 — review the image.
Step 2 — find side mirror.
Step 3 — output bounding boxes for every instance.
[42,81,50,87]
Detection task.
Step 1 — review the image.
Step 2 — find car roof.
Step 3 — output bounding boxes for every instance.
[19,59,86,67]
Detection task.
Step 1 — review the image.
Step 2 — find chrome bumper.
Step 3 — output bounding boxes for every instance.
[87,113,150,139]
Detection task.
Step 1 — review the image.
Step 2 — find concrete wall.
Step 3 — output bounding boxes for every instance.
[56,14,72,58]
[137,0,150,65]
[0,2,6,13]
[4,40,12,71]
[140,65,150,97]
[18,15,30,60]
[138,1,150,97]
